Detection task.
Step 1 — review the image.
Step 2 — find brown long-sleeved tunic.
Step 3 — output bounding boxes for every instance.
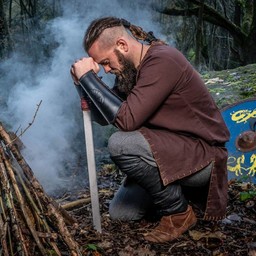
[115,44,230,220]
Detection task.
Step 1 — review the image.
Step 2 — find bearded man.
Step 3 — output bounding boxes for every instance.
[71,16,230,243]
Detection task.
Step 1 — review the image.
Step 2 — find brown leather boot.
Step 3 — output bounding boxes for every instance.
[144,205,197,243]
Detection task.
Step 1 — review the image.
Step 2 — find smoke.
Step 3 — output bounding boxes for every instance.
[0,0,163,194]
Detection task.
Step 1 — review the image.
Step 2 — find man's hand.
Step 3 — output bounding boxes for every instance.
[70,57,100,83]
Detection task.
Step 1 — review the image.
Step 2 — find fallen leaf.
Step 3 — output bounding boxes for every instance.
[189,230,226,241]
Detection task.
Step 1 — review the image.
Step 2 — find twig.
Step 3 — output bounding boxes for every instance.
[14,163,63,256]
[0,192,11,256]
[13,160,76,226]
[0,204,9,256]
[2,153,48,256]
[0,151,29,256]
[6,100,42,147]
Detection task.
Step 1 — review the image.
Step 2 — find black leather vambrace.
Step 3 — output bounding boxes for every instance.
[79,70,123,124]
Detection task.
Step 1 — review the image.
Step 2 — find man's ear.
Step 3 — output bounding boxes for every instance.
[116,38,128,53]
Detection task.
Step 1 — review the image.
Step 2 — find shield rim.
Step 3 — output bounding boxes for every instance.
[221,97,256,112]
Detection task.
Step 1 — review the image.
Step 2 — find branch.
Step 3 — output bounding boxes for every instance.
[1,149,48,255]
[7,100,42,147]
[152,0,247,42]
[19,0,32,18]
[0,152,29,255]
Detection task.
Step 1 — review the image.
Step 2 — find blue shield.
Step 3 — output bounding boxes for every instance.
[221,98,256,183]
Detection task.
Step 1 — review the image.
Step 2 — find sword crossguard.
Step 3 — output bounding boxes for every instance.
[81,98,90,111]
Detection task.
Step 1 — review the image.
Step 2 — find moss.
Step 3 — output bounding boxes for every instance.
[202,63,256,109]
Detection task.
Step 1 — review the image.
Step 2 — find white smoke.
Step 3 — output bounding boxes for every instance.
[0,0,163,193]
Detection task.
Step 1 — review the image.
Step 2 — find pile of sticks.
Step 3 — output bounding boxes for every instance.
[0,123,82,256]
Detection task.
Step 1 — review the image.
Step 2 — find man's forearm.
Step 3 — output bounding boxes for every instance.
[78,70,123,124]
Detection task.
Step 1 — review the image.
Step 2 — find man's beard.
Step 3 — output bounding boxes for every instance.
[113,49,137,96]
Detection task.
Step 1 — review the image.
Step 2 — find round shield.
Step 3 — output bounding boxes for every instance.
[221,98,256,183]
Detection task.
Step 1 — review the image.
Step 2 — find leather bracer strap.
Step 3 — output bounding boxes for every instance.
[79,70,123,124]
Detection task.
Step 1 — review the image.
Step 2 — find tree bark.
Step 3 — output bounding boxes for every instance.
[195,0,204,67]
[0,0,12,58]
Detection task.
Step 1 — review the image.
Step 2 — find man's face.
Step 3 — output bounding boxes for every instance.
[88,41,137,95]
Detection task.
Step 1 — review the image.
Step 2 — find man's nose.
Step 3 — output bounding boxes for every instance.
[103,65,111,73]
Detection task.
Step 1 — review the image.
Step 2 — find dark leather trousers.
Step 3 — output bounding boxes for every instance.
[111,155,188,217]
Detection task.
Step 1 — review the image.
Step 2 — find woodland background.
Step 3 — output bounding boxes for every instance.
[1,0,256,70]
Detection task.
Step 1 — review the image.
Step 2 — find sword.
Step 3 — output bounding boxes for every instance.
[75,84,102,233]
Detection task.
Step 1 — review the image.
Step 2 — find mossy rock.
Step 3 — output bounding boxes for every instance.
[201,63,256,109]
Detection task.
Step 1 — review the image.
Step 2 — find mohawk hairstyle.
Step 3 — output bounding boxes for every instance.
[83,16,163,52]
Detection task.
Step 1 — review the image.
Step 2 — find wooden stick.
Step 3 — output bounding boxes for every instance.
[6,100,42,147]
[62,198,91,210]
[1,147,48,255]
[0,154,29,256]
[0,209,9,256]
[13,167,64,254]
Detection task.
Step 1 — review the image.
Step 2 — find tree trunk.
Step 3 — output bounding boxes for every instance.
[245,0,256,64]
[195,0,204,68]
[0,0,12,58]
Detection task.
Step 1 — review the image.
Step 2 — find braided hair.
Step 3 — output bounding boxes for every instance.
[83,16,164,52]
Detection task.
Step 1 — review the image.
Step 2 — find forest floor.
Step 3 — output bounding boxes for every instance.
[60,164,256,256]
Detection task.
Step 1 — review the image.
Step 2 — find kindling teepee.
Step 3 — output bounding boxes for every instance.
[0,123,82,256]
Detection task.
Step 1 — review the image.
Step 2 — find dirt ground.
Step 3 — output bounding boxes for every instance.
[59,165,256,256]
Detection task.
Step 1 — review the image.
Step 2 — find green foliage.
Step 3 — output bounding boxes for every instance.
[47,250,59,256]
[187,48,196,63]
[86,244,98,251]
[83,243,104,254]
[240,190,256,201]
